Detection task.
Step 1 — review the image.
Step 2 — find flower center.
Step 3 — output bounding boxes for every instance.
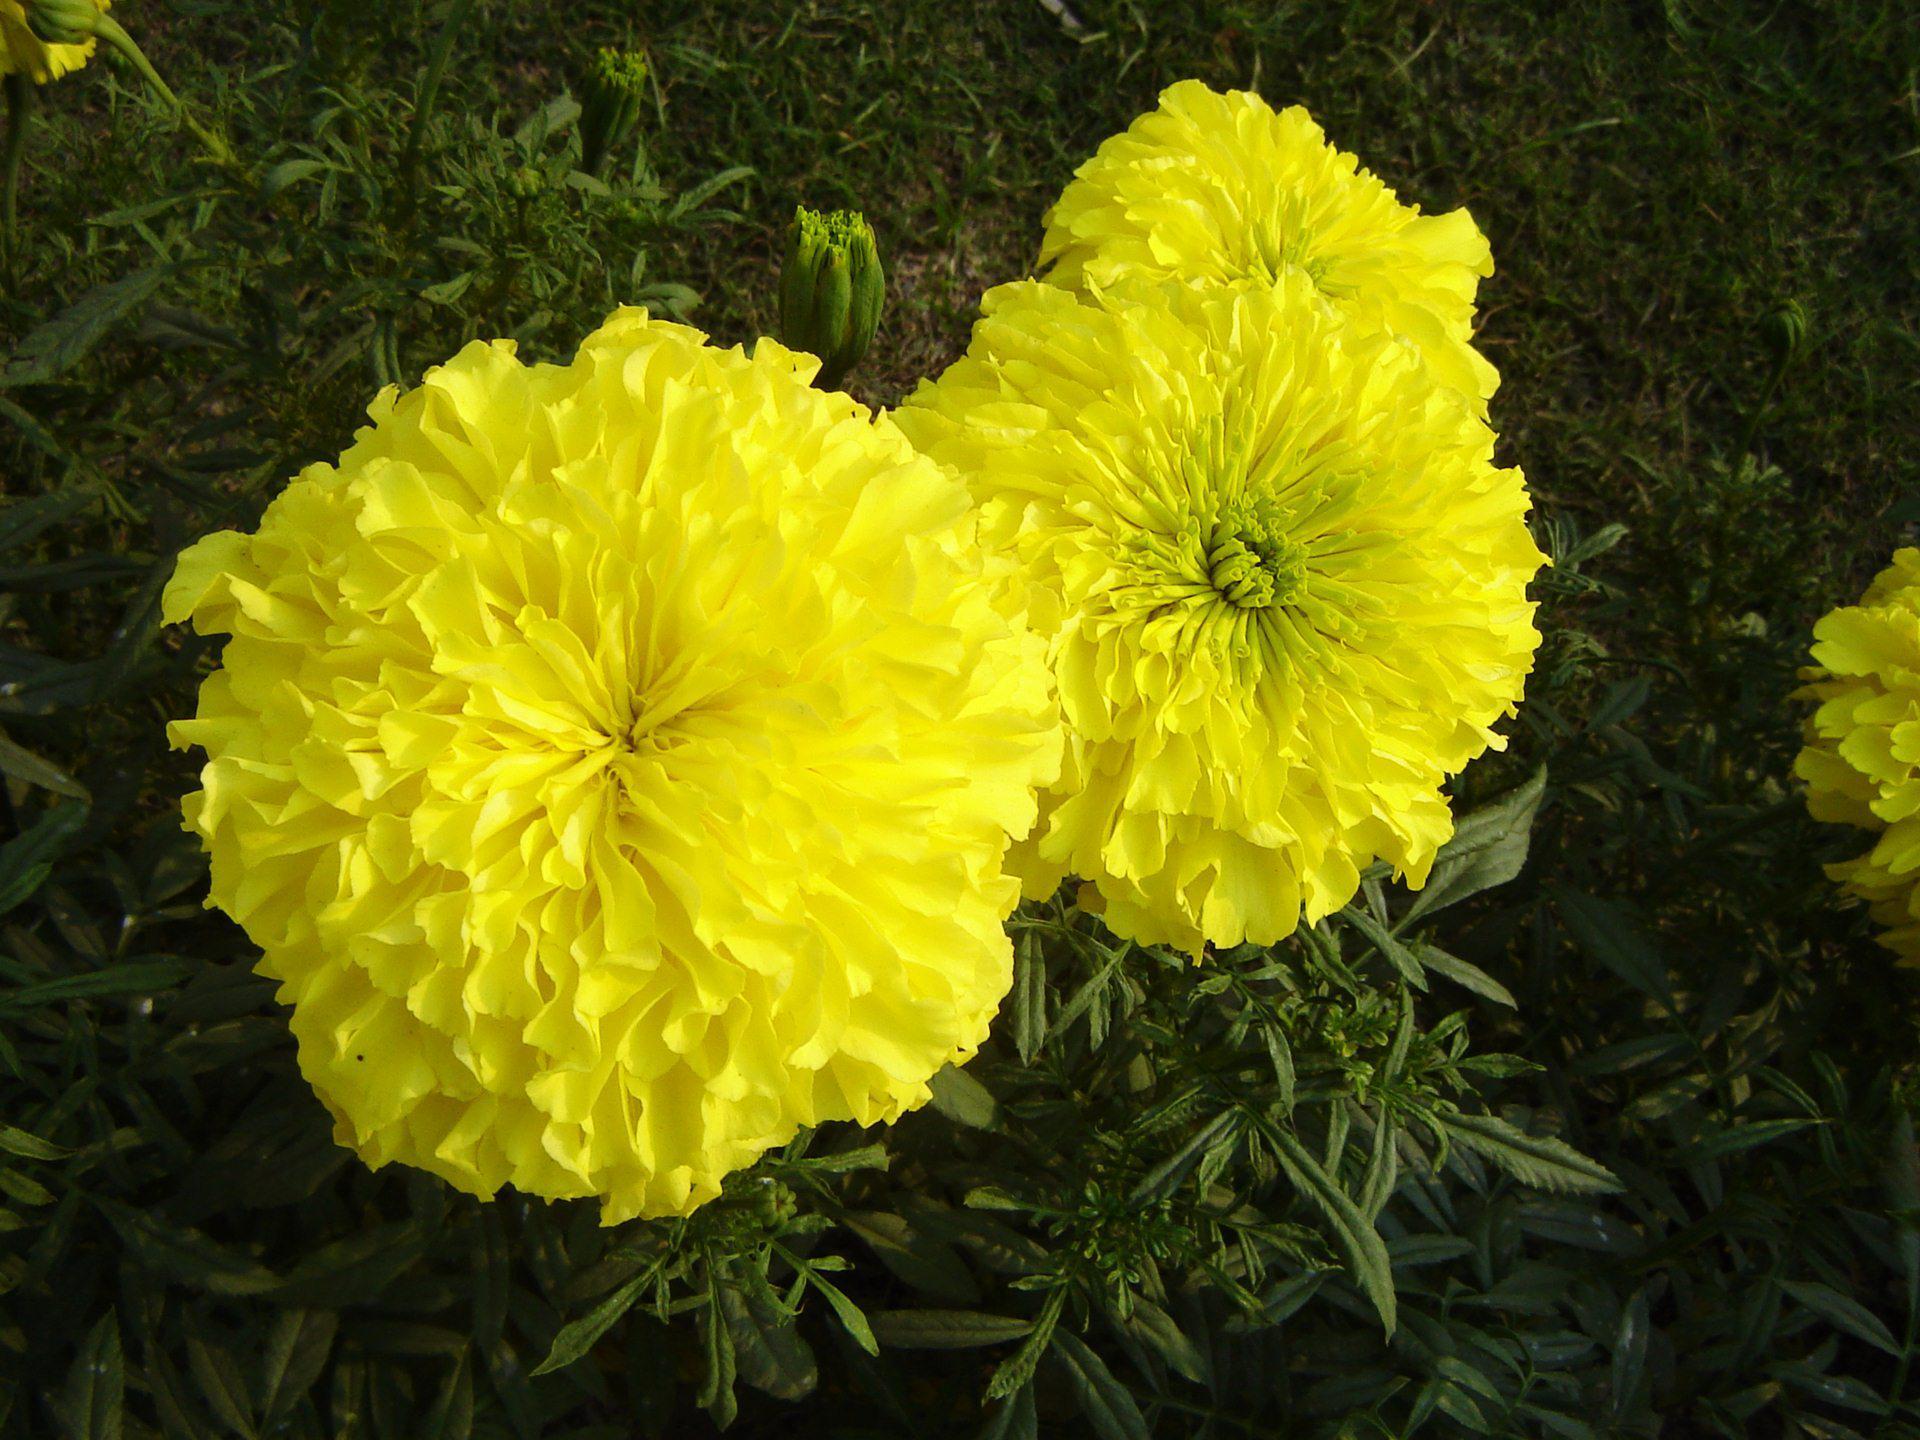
[1206,502,1306,610]
[1249,211,1330,290]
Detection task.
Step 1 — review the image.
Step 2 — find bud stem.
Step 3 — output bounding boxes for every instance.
[88,13,236,168]
[1735,359,1790,460]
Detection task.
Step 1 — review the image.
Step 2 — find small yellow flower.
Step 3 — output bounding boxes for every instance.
[898,276,1545,957]
[1796,548,1920,961]
[1,0,105,83]
[1039,80,1499,407]
[166,310,1060,1221]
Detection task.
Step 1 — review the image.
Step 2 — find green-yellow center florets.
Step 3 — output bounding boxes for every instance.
[1207,501,1306,610]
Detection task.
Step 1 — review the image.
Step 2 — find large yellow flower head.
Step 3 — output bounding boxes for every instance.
[164,310,1060,1222]
[1796,549,1920,961]
[0,0,106,83]
[897,276,1545,957]
[1038,80,1499,406]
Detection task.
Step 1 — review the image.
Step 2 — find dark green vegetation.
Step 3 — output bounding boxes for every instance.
[2,0,1916,1435]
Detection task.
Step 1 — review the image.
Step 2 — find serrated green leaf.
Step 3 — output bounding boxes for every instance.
[0,1122,67,1160]
[0,731,88,799]
[65,1312,123,1440]
[1418,945,1518,1007]
[2,266,175,389]
[1052,1330,1149,1440]
[721,1272,817,1401]
[869,1309,1034,1349]
[806,1270,877,1356]
[0,800,88,917]
[186,1334,256,1440]
[1780,1280,1902,1357]
[928,1063,999,1130]
[1342,906,1427,988]
[1554,888,1673,1008]
[974,1384,1038,1440]
[1439,1112,1620,1195]
[1403,767,1546,923]
[1270,1126,1396,1334]
[986,1287,1065,1401]
[1670,1119,1824,1165]
[256,1310,336,1430]
[1120,1295,1210,1387]
[533,1268,650,1375]
[98,1200,281,1296]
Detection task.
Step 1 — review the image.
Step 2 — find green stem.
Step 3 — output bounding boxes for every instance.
[1735,357,1788,458]
[94,15,234,167]
[1,75,31,280]
[93,14,176,109]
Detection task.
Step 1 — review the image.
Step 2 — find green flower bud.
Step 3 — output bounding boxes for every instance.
[506,164,544,203]
[26,0,102,46]
[779,206,884,391]
[1759,298,1808,367]
[579,47,650,180]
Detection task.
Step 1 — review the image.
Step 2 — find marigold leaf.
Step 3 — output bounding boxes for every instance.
[868,1309,1034,1349]
[65,1311,124,1440]
[1439,1111,1621,1195]
[1052,1329,1150,1440]
[1404,767,1547,924]
[1270,1127,1396,1335]
[1,266,175,390]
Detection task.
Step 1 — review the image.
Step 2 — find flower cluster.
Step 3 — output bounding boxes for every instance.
[900,81,1544,956]
[1796,549,1920,961]
[169,80,1546,1217]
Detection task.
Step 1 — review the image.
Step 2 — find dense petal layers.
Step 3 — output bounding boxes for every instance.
[166,310,1061,1221]
[897,276,1545,957]
[1796,548,1920,960]
[0,0,103,82]
[1038,79,1498,406]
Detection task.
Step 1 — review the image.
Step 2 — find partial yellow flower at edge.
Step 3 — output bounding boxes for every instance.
[1039,78,1500,409]
[896,276,1546,959]
[165,309,1062,1222]
[1795,547,1920,961]
[0,0,107,83]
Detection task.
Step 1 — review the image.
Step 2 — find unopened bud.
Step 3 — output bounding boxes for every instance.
[1759,299,1808,368]
[579,48,649,180]
[26,0,102,46]
[779,206,884,391]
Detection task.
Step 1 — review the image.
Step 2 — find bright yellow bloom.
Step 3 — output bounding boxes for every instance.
[0,0,105,83]
[1039,80,1499,407]
[165,310,1060,1222]
[897,276,1545,957]
[1796,548,1920,961]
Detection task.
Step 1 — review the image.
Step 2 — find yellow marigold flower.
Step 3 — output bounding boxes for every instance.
[1796,548,1920,961]
[897,277,1545,957]
[1038,79,1499,406]
[164,310,1060,1222]
[0,0,105,83]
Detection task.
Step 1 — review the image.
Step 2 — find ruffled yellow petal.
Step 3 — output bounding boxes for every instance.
[1795,548,1920,961]
[1039,79,1498,408]
[898,275,1545,958]
[168,310,1061,1221]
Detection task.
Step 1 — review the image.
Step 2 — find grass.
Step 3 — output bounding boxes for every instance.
[2,1,1918,1435]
